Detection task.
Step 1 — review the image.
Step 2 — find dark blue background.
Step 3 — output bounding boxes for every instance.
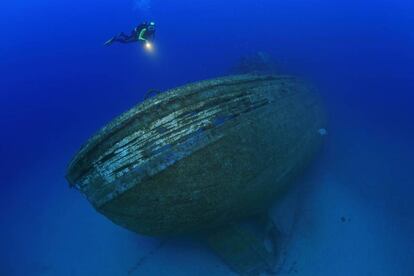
[1,0,413,275]
[1,0,413,179]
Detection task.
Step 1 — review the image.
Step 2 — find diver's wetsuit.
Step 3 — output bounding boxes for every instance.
[106,22,155,45]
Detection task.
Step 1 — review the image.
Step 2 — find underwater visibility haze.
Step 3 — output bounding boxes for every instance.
[1,0,413,275]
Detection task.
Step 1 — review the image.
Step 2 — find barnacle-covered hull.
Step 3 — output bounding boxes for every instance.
[66,74,325,237]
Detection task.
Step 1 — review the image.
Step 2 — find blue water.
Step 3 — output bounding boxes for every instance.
[1,0,413,275]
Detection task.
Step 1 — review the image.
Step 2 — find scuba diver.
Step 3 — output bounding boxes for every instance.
[104,21,156,47]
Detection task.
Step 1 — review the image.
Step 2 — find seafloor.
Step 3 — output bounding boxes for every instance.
[1,109,413,276]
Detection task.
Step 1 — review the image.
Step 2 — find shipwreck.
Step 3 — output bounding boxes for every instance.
[66,74,326,275]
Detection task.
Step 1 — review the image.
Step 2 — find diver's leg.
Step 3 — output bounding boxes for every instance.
[104,33,137,45]
[104,32,133,45]
[112,37,134,44]
[118,32,128,38]
[117,33,138,43]
[112,37,128,44]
